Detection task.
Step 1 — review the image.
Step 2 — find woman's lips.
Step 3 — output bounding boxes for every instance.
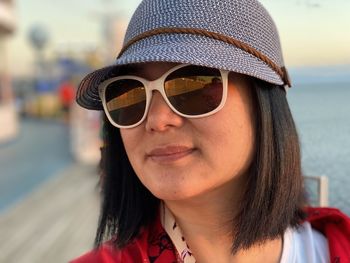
[147,146,195,163]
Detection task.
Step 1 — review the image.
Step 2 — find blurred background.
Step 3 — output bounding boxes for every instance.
[0,0,349,262]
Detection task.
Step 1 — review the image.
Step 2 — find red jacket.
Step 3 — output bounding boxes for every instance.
[71,207,350,263]
[306,207,350,262]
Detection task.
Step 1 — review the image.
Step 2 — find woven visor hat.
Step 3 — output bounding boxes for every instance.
[76,0,291,110]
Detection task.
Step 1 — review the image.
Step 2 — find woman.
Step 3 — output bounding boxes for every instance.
[72,0,350,262]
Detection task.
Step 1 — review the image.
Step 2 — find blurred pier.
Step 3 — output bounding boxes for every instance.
[0,118,101,262]
[0,163,100,263]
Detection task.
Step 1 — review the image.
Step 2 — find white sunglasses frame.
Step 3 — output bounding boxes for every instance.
[99,64,229,129]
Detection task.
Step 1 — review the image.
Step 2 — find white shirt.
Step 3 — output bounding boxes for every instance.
[280,222,330,263]
[161,204,330,263]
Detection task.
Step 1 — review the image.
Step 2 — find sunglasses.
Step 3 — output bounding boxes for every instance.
[99,64,229,128]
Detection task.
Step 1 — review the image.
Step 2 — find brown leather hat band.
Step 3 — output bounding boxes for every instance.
[117,27,291,87]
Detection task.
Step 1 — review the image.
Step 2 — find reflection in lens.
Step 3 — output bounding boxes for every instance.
[165,66,223,115]
[105,79,146,126]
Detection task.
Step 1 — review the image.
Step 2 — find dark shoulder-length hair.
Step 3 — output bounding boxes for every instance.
[94,78,307,253]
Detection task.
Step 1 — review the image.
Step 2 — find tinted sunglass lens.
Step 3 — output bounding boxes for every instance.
[105,79,146,126]
[164,66,223,115]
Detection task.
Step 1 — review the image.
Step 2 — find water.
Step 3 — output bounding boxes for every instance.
[287,82,350,215]
[0,119,73,212]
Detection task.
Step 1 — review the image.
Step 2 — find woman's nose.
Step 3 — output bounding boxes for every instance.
[145,91,185,132]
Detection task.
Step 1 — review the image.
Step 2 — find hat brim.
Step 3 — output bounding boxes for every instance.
[77,33,284,110]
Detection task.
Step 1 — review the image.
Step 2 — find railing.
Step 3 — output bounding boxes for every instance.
[304,175,329,207]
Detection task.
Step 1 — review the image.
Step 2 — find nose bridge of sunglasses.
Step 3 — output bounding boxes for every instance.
[145,77,170,103]
[148,89,173,112]
[142,79,184,119]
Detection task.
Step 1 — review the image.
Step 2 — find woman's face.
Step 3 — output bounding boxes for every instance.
[120,62,256,201]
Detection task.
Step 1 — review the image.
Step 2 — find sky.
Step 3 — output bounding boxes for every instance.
[5,0,350,76]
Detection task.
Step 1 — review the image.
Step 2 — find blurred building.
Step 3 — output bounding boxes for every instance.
[0,0,17,143]
[59,16,127,164]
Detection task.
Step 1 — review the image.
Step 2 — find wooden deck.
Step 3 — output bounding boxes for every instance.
[0,164,101,263]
